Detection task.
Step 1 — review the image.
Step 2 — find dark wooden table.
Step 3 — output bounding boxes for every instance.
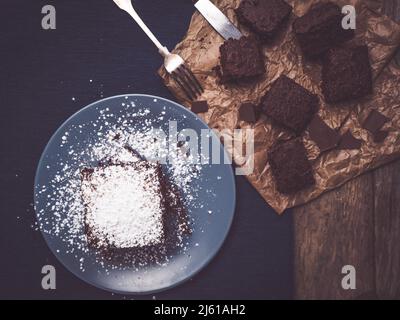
[293,0,400,300]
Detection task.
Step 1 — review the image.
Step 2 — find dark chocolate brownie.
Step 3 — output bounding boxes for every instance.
[81,159,190,266]
[261,75,319,134]
[218,36,265,83]
[236,0,292,41]
[268,139,315,194]
[362,110,389,134]
[308,115,340,152]
[293,2,354,59]
[191,100,209,114]
[238,102,261,123]
[338,130,363,150]
[373,130,389,143]
[321,45,372,103]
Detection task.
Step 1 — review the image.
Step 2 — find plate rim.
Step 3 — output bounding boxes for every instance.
[34,93,237,295]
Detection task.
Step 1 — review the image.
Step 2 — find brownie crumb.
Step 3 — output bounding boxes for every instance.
[373,130,389,143]
[191,100,209,114]
[308,115,340,152]
[261,75,319,135]
[236,0,292,41]
[238,102,260,123]
[218,36,265,83]
[293,2,354,59]
[112,133,121,141]
[177,141,185,148]
[338,130,363,150]
[322,45,372,104]
[362,110,389,134]
[81,167,94,179]
[268,139,315,194]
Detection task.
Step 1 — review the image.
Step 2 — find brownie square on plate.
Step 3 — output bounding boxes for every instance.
[218,36,265,83]
[268,139,315,194]
[236,0,292,41]
[292,2,354,59]
[261,75,319,134]
[321,45,372,103]
[81,160,167,250]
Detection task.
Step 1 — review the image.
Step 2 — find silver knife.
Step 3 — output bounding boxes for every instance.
[194,0,243,40]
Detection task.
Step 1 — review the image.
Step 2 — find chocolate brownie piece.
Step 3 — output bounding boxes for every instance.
[362,110,389,134]
[338,130,363,150]
[81,160,167,250]
[373,130,388,143]
[191,100,209,114]
[238,102,261,123]
[236,0,292,41]
[218,36,265,83]
[261,75,319,134]
[322,45,372,103]
[293,2,354,59]
[268,139,315,194]
[81,158,190,265]
[308,115,340,152]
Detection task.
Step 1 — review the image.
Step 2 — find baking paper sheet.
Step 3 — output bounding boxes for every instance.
[159,0,400,213]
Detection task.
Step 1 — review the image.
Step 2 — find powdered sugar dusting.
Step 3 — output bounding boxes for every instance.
[82,163,165,249]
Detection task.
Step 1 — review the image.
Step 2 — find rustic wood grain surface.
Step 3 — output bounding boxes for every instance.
[294,0,400,300]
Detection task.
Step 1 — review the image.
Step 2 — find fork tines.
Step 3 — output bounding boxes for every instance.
[171,64,204,101]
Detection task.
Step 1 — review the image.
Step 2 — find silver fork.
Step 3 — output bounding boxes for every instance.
[113,0,204,101]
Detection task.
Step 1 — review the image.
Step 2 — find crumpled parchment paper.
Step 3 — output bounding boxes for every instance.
[159,0,400,214]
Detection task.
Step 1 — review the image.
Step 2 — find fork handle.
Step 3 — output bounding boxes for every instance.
[123,3,170,57]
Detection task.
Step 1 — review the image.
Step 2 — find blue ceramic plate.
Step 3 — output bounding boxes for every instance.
[34,94,236,294]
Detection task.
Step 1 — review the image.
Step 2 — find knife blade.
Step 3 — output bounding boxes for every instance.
[194,0,242,40]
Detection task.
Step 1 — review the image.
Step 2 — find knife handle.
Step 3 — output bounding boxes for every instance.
[120,1,169,57]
